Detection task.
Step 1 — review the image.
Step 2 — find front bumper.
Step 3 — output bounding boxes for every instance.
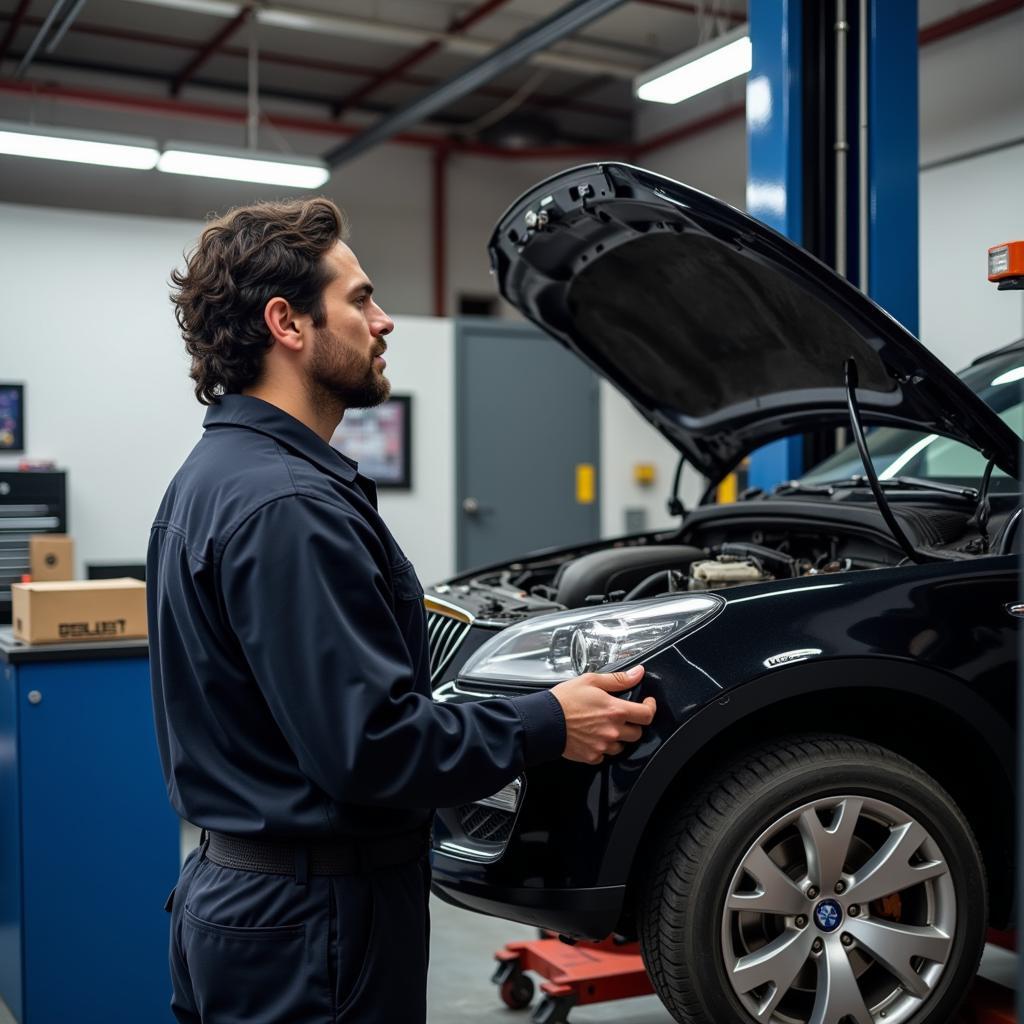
[430,850,627,939]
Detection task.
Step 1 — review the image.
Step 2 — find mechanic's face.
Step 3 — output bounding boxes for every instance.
[307,241,394,410]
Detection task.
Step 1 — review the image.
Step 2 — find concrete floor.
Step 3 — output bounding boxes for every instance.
[426,897,672,1023]
[0,908,1016,1023]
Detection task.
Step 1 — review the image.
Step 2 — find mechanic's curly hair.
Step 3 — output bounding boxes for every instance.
[170,197,349,404]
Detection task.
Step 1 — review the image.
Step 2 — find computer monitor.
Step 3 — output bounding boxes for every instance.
[0,384,24,453]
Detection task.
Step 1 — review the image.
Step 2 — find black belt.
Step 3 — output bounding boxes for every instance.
[203,825,430,882]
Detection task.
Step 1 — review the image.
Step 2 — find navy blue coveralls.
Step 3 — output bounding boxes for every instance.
[148,394,566,1023]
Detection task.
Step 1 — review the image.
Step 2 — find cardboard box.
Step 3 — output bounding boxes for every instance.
[12,578,147,645]
[29,533,74,582]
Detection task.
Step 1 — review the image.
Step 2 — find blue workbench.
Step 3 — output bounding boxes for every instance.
[0,629,179,1023]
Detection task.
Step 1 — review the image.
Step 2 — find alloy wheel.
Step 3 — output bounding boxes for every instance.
[720,795,956,1024]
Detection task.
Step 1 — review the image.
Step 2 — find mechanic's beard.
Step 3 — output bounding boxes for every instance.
[308,325,391,413]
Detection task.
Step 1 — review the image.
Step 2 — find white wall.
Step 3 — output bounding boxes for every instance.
[371,317,455,586]
[0,202,456,583]
[600,384,704,538]
[916,5,1024,366]
[0,202,202,574]
[920,142,1024,370]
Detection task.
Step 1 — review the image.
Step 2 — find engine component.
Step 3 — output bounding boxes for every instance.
[553,545,704,608]
[688,556,771,590]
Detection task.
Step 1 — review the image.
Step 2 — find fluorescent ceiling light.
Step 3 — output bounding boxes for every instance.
[0,120,158,169]
[157,142,329,188]
[635,24,751,104]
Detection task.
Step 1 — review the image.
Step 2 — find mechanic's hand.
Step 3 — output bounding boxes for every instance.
[551,665,656,765]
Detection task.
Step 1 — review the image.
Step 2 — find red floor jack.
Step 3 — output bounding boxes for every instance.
[492,933,652,1024]
[492,929,1018,1023]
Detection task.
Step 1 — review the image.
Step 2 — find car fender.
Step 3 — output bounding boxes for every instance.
[597,656,1015,886]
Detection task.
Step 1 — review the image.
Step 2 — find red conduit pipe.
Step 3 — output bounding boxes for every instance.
[918,0,1022,45]
[0,77,633,159]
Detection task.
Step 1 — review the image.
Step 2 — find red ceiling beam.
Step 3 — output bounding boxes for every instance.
[0,13,629,122]
[0,0,31,63]
[918,0,1023,45]
[0,76,629,160]
[170,6,250,96]
[6,1,1015,165]
[331,0,513,117]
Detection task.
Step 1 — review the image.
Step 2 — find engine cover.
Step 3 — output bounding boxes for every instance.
[554,545,704,608]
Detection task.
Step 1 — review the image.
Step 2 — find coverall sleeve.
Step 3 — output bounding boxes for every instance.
[217,493,566,809]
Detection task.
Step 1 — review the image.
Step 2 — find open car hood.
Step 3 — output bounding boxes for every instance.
[489,163,1019,483]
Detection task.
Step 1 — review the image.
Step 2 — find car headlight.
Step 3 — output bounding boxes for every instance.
[459,593,724,687]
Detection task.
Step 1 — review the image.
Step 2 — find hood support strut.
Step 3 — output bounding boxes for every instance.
[844,358,932,565]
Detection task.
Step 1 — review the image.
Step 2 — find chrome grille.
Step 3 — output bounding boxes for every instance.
[426,610,472,683]
[456,804,515,844]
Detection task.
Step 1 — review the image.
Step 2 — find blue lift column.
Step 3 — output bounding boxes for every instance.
[746,0,805,492]
[745,0,919,492]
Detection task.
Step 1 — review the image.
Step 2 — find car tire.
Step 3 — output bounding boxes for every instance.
[637,735,986,1024]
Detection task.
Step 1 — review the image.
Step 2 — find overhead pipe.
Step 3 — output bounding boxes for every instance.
[0,0,31,62]
[14,0,69,77]
[43,0,87,54]
[0,0,1014,164]
[119,0,645,80]
[332,0,513,118]
[170,4,249,95]
[0,12,631,123]
[323,0,627,167]
[0,76,632,160]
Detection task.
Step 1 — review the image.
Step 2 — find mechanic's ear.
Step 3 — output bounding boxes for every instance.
[264,296,304,351]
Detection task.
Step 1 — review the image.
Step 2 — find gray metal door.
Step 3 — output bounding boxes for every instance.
[456,318,600,572]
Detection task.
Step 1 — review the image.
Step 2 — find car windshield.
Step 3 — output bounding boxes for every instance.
[799,346,1024,492]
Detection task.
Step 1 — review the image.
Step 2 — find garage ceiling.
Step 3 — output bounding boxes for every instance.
[0,0,747,149]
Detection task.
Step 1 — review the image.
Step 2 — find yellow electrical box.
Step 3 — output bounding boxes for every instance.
[633,463,656,487]
[576,463,595,504]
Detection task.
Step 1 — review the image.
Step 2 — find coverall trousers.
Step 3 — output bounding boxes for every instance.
[167,845,432,1023]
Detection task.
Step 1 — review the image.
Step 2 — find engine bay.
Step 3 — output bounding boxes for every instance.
[428,495,1015,624]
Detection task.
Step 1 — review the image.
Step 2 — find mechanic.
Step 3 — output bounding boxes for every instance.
[148,196,657,1024]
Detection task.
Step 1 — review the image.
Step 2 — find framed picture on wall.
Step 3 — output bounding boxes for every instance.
[0,383,25,453]
[329,394,412,489]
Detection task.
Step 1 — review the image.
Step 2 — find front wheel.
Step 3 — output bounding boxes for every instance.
[638,736,986,1024]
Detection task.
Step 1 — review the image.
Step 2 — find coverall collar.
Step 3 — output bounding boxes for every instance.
[203,393,359,484]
